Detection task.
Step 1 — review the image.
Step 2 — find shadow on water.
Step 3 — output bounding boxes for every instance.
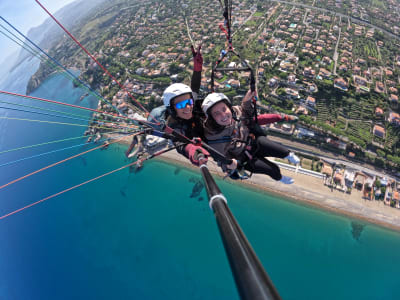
[351,221,366,241]
[120,189,127,198]
[174,166,182,175]
[198,197,204,202]
[79,157,87,166]
[188,176,204,199]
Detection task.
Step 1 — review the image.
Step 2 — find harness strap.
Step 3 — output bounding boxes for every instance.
[207,136,232,144]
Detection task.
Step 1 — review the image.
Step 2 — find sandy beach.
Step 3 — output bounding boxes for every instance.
[116,135,400,231]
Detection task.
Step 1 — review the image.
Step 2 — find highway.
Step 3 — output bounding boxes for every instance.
[268,134,399,180]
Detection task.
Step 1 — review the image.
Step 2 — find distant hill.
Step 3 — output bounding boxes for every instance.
[13,0,108,68]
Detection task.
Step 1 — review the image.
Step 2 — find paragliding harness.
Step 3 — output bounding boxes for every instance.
[207,0,268,180]
[206,132,260,180]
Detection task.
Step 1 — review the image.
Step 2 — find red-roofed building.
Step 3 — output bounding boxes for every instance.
[375,81,385,93]
[303,67,315,78]
[348,152,356,158]
[334,78,348,91]
[306,96,316,107]
[388,112,400,126]
[375,107,384,116]
[389,87,398,94]
[385,69,393,77]
[390,94,398,103]
[373,125,385,138]
[394,191,400,208]
[319,68,331,79]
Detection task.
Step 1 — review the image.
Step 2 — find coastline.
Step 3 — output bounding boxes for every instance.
[113,135,400,232]
[157,150,400,232]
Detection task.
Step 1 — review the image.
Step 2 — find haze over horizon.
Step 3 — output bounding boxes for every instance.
[0,0,77,67]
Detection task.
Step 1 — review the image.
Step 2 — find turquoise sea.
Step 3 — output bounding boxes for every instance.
[1,60,400,300]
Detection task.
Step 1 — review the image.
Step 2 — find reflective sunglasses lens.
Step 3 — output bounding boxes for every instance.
[175,98,193,109]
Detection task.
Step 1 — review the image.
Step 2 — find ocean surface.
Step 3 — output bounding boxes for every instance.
[1,57,400,300]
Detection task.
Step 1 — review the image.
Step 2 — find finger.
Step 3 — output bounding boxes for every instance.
[191,45,196,56]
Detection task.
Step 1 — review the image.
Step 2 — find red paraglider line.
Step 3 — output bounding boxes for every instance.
[0,90,159,129]
[0,132,140,191]
[0,160,139,220]
[0,90,141,123]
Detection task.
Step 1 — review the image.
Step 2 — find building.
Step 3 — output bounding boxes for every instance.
[303,67,315,78]
[334,78,348,91]
[388,112,400,126]
[375,107,384,117]
[285,88,300,99]
[344,169,356,188]
[295,106,309,115]
[373,125,385,138]
[326,138,346,150]
[390,94,398,104]
[287,74,296,84]
[353,75,368,87]
[333,170,344,186]
[354,173,366,190]
[321,163,333,177]
[375,81,385,93]
[268,77,278,88]
[306,96,316,107]
[319,68,331,79]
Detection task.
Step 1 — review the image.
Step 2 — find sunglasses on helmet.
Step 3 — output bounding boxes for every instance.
[174,98,193,109]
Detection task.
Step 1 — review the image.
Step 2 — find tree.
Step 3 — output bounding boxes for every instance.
[375,157,385,168]
[278,72,288,80]
[168,62,181,74]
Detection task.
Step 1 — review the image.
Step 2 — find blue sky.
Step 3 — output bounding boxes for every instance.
[0,0,77,60]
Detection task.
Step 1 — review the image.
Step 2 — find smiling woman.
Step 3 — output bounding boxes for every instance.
[173,95,194,120]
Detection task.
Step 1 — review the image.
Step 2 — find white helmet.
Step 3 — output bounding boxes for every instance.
[162,83,192,107]
[201,93,230,117]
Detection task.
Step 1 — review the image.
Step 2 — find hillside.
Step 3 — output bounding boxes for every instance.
[23,0,108,93]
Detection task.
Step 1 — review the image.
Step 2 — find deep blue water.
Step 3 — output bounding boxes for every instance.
[1,59,400,300]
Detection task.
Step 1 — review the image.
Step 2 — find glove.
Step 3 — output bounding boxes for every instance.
[185,144,210,166]
[284,114,298,123]
[191,45,203,72]
[278,114,298,123]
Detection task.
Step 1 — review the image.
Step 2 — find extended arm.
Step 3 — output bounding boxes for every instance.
[190,45,202,97]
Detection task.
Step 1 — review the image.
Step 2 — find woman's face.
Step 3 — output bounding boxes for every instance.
[173,93,193,120]
[210,101,232,126]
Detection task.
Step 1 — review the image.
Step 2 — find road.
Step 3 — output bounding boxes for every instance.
[333,24,341,75]
[268,135,399,180]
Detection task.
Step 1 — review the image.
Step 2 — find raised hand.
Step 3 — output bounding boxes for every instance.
[191,45,203,72]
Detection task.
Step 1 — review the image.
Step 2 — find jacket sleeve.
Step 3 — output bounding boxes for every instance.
[256,114,283,125]
[191,70,202,95]
[171,127,190,157]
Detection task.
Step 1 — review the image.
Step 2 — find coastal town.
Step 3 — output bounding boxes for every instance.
[4,1,400,298]
[29,0,400,210]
